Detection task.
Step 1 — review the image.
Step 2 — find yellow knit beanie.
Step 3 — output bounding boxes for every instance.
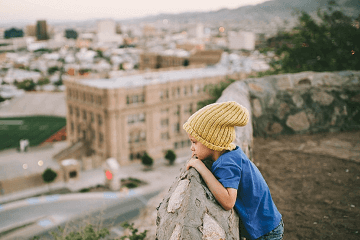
[183,101,249,152]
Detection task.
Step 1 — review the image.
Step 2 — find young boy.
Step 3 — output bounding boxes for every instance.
[183,101,283,240]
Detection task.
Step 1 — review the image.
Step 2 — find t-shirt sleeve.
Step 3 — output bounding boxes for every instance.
[212,160,241,190]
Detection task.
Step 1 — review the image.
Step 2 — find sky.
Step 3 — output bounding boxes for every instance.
[1,0,270,25]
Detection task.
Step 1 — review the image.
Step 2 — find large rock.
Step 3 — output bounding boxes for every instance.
[156,167,240,240]
[286,111,310,132]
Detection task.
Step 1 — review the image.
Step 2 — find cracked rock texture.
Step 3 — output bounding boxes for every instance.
[156,167,240,240]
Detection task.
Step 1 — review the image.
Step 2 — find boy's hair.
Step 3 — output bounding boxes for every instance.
[183,101,249,151]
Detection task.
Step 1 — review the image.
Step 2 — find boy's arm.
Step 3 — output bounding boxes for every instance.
[187,158,237,211]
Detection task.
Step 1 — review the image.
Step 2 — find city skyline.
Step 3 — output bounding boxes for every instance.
[1,0,269,25]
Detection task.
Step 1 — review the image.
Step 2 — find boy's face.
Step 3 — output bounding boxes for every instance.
[188,133,214,161]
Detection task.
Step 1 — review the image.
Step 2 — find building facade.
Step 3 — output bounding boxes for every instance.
[36,20,48,41]
[139,53,187,70]
[65,67,241,167]
[228,31,256,51]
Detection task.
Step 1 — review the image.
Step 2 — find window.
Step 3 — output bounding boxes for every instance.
[184,86,188,96]
[128,113,146,125]
[127,94,145,105]
[90,95,94,103]
[69,105,73,115]
[173,123,180,133]
[195,84,200,93]
[82,130,87,140]
[128,115,134,124]
[139,113,145,122]
[140,131,146,141]
[83,93,86,101]
[99,132,104,146]
[140,94,145,103]
[161,132,169,140]
[76,108,79,117]
[90,112,94,123]
[129,131,146,143]
[77,124,81,134]
[160,90,169,100]
[161,118,169,127]
[184,103,193,114]
[175,105,180,116]
[91,129,95,140]
[133,95,138,104]
[71,122,74,133]
[98,96,102,105]
[82,110,87,121]
[98,114,102,126]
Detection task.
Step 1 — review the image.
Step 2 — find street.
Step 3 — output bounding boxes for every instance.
[0,190,160,239]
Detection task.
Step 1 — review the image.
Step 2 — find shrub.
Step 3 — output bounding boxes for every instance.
[165,149,176,165]
[120,222,147,240]
[51,224,109,240]
[141,152,153,168]
[125,182,138,189]
[79,188,90,193]
[42,168,57,184]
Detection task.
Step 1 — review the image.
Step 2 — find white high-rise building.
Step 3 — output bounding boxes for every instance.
[97,20,116,36]
[187,23,204,39]
[96,20,123,44]
[228,31,255,51]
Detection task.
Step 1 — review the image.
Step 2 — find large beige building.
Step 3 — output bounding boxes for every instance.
[64,67,245,167]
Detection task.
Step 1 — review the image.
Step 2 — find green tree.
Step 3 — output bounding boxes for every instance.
[197,78,235,109]
[164,149,176,165]
[54,79,63,87]
[37,78,50,86]
[141,152,153,169]
[274,0,360,73]
[15,79,36,91]
[48,66,59,75]
[42,168,57,191]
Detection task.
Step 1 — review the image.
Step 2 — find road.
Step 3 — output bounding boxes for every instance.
[0,190,160,239]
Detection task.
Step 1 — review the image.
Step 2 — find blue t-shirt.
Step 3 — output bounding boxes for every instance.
[211,146,282,240]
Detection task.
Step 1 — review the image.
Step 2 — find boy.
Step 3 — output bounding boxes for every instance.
[184,101,283,240]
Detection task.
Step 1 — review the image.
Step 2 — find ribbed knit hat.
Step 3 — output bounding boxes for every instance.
[183,101,249,151]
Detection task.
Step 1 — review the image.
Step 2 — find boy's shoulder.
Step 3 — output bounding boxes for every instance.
[215,146,246,166]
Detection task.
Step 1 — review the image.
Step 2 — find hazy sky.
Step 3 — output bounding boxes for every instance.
[1,0,269,24]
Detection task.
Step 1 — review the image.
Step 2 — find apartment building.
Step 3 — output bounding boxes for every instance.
[140,50,223,70]
[64,66,238,167]
[139,52,187,70]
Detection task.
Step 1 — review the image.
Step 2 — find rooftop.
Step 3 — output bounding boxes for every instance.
[77,66,229,89]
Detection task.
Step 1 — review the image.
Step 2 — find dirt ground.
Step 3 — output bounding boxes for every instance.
[253,130,360,240]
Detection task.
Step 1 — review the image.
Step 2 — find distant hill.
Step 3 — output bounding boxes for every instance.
[122,0,359,25]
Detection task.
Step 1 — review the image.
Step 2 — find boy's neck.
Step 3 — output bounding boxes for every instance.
[212,150,228,162]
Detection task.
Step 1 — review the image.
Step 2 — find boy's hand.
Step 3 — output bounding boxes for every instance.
[186,157,205,171]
